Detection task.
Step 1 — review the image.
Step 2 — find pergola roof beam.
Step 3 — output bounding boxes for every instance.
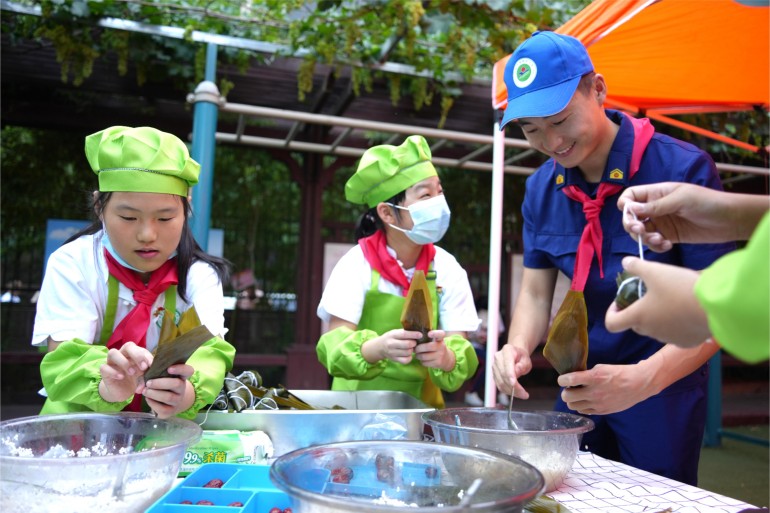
[220,102,533,150]
[216,132,535,175]
[506,148,536,164]
[429,139,448,153]
[457,144,492,166]
[284,121,302,147]
[235,114,246,143]
[330,127,353,152]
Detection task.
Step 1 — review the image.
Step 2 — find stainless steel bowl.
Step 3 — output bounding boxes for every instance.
[0,412,202,513]
[270,440,545,512]
[423,408,594,492]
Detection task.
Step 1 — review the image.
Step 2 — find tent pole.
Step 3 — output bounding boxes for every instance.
[484,110,506,407]
[645,111,760,154]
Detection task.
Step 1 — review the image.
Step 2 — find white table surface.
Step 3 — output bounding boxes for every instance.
[549,452,759,512]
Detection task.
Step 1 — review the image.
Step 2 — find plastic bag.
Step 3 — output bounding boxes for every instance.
[357,413,408,441]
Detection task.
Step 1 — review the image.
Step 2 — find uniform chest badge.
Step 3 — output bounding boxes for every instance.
[609,168,624,180]
[555,174,565,185]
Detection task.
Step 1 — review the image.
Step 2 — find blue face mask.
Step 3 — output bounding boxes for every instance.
[387,194,452,245]
[102,229,177,272]
[102,230,143,272]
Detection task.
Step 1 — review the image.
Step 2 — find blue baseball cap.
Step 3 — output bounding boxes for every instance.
[500,31,594,130]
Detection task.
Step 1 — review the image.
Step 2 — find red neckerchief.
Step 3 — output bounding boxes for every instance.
[104,249,178,412]
[359,230,436,297]
[561,114,655,291]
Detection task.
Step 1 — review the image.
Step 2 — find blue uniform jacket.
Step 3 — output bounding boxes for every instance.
[522,110,735,389]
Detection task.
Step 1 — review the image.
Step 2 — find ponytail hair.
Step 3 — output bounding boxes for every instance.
[353,190,406,242]
[354,208,381,241]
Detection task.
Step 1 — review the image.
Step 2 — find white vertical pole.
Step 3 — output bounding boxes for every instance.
[484,111,506,407]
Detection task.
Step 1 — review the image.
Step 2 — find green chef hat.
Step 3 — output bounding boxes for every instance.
[85,126,200,196]
[345,135,437,207]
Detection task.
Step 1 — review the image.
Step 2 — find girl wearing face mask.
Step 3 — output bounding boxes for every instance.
[316,135,480,408]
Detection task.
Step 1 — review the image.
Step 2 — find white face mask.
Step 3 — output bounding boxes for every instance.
[387,194,452,245]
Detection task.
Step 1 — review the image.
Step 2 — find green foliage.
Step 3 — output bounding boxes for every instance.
[3,0,590,119]
[209,145,301,293]
[0,126,94,282]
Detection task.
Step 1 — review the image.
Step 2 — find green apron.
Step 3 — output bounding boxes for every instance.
[99,275,177,344]
[40,276,176,414]
[330,269,445,407]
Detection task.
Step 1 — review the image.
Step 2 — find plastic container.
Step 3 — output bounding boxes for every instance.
[147,463,291,512]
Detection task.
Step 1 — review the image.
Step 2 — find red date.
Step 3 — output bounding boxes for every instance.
[180,500,193,504]
[269,509,282,513]
[330,466,354,484]
[228,501,244,507]
[196,500,215,505]
[425,465,438,478]
[377,466,394,485]
[375,453,394,470]
[203,478,225,488]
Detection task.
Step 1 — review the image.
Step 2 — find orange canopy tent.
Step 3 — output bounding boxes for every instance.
[482,0,769,408]
[492,0,769,152]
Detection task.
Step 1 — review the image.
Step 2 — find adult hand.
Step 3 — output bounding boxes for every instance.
[99,342,152,403]
[142,364,195,418]
[366,328,420,365]
[491,344,532,400]
[618,182,730,252]
[557,362,654,415]
[605,257,711,347]
[414,330,455,372]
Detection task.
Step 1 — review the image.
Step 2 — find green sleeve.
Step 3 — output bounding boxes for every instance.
[316,326,387,380]
[178,336,236,419]
[40,339,132,412]
[40,337,236,419]
[694,212,770,364]
[427,334,480,392]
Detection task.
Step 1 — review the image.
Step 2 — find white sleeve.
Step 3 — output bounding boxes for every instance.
[32,243,103,346]
[317,246,371,325]
[434,248,481,333]
[187,261,228,338]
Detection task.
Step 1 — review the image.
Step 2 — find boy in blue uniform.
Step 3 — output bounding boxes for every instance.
[491,31,734,485]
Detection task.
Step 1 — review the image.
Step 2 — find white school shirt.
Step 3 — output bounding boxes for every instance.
[32,233,227,351]
[317,243,480,333]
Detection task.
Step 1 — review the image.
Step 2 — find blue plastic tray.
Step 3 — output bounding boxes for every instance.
[148,460,442,511]
[147,463,292,513]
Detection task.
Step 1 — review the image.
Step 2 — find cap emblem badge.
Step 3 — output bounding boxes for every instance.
[512,58,537,88]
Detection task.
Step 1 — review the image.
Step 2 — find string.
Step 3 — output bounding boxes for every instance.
[254,397,279,410]
[224,376,255,409]
[197,400,218,427]
[622,203,646,299]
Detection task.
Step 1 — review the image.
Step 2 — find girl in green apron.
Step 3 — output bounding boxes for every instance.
[33,126,235,419]
[316,135,479,408]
